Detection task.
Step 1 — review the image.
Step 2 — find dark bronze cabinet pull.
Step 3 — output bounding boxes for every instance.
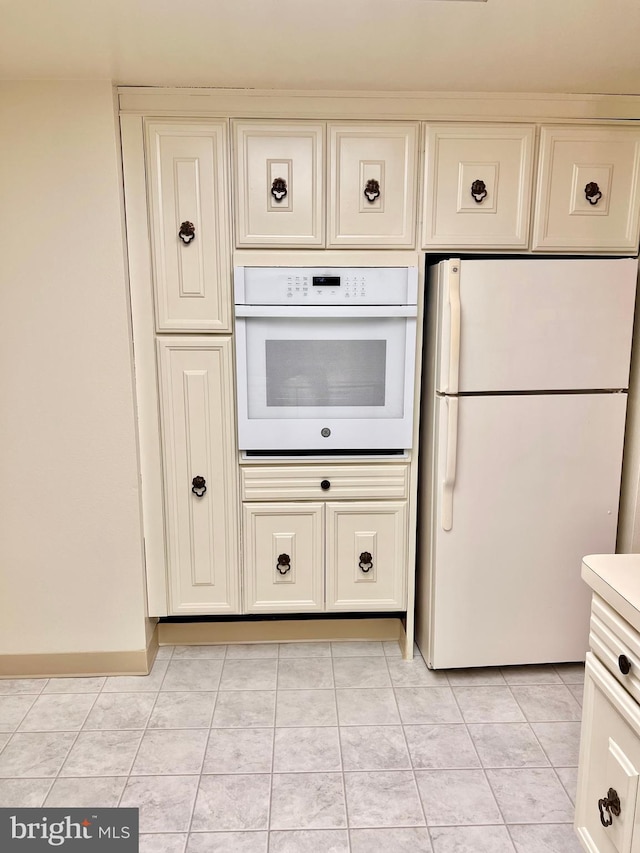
[364,179,381,203]
[359,551,373,573]
[276,553,291,575]
[619,654,632,675]
[321,480,331,491]
[585,182,602,205]
[271,178,288,202]
[178,221,196,244]
[598,787,621,827]
[471,179,488,203]
[191,476,207,497]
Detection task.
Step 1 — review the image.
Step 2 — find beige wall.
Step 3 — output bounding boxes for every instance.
[0,81,147,655]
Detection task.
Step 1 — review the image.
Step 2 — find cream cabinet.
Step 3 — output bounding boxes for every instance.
[145,121,232,332]
[533,125,640,253]
[157,337,240,614]
[241,464,409,614]
[232,120,418,248]
[421,123,535,249]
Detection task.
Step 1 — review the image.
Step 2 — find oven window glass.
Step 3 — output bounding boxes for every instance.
[265,340,386,407]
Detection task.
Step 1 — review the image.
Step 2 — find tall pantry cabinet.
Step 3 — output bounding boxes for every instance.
[142,120,240,615]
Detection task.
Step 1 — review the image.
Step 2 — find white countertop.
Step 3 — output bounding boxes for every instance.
[582,554,640,632]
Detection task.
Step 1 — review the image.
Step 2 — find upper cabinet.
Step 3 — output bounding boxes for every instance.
[532,125,640,253]
[422,124,535,250]
[145,121,232,332]
[233,121,325,247]
[232,120,419,249]
[328,124,418,247]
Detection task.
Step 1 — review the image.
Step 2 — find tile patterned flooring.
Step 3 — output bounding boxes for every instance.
[0,641,586,852]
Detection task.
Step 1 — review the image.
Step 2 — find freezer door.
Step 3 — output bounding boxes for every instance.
[434,258,637,393]
[427,392,627,669]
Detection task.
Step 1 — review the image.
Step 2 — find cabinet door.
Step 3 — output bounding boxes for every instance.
[157,338,240,614]
[146,121,232,332]
[233,121,324,247]
[533,126,640,253]
[576,653,640,853]
[243,503,324,613]
[328,123,418,247]
[422,124,534,249]
[325,501,407,611]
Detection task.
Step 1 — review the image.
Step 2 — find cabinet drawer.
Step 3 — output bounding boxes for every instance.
[241,464,410,501]
[422,123,534,249]
[533,125,640,253]
[232,121,324,247]
[576,653,640,853]
[243,503,324,613]
[590,595,640,706]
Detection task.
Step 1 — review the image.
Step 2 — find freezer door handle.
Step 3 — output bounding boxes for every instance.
[446,261,461,394]
[442,396,459,531]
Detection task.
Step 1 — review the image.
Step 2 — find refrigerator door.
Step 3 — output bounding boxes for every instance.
[427,392,627,669]
[434,258,637,394]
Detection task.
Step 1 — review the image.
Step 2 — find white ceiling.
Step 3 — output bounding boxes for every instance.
[1,0,640,94]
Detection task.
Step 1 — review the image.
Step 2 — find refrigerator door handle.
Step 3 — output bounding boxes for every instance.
[446,261,461,394]
[442,396,459,531]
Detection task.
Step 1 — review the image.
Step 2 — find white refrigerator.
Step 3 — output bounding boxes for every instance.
[416,257,638,669]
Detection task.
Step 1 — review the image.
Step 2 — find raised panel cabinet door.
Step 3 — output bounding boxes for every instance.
[328,123,419,247]
[422,124,535,249]
[576,653,640,853]
[157,337,240,614]
[145,121,232,332]
[243,503,324,613]
[533,125,640,253]
[325,501,407,611]
[233,121,324,247]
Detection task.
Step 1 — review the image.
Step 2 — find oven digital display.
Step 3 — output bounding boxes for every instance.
[312,276,340,287]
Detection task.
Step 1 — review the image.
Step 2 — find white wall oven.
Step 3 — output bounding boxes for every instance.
[234,266,418,454]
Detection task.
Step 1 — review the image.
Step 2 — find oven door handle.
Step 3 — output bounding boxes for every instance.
[234,305,418,318]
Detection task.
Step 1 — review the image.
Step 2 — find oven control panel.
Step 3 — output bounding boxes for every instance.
[236,267,418,306]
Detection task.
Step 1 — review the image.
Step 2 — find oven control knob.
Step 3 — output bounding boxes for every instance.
[321,428,331,438]
[321,480,331,491]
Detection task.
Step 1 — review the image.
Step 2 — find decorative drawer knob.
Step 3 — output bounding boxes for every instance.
[598,787,621,827]
[619,654,632,675]
[178,221,196,244]
[471,179,488,203]
[191,476,207,497]
[585,182,602,205]
[271,177,288,202]
[359,551,373,573]
[276,553,291,575]
[364,179,381,203]
[320,479,331,491]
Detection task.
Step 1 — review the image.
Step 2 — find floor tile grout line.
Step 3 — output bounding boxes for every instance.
[331,653,351,851]
[266,655,278,848]
[386,653,430,838]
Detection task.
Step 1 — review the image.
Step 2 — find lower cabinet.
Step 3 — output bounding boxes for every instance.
[575,652,640,852]
[157,337,240,614]
[243,500,407,613]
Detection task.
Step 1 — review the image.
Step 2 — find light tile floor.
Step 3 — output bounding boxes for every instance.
[0,641,586,852]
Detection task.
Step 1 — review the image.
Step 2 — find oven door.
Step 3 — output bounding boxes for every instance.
[234,306,417,451]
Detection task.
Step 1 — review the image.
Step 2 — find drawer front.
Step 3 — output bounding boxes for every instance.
[590,595,640,706]
[576,653,640,853]
[325,500,407,611]
[241,464,410,502]
[233,121,324,247]
[422,123,534,249]
[533,125,640,253]
[243,503,324,613]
